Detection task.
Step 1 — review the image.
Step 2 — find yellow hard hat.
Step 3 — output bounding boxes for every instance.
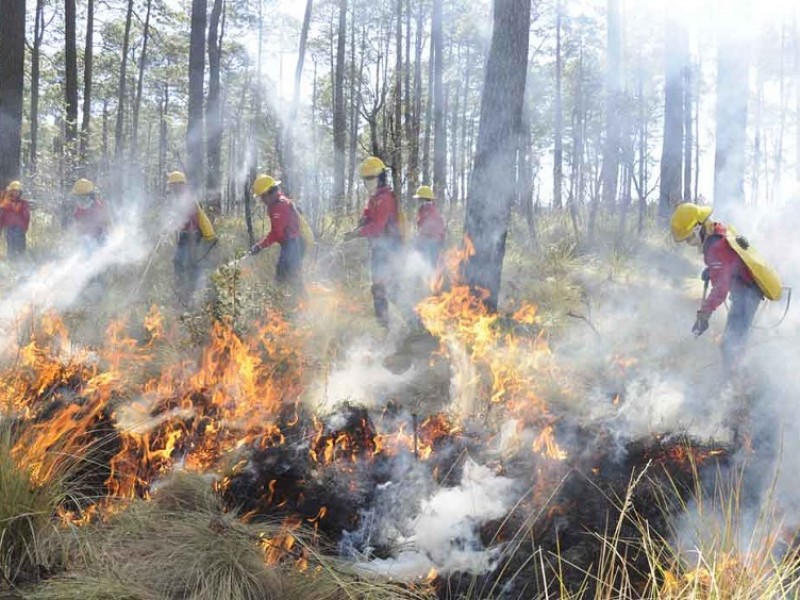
[670,202,713,242]
[72,178,95,196]
[167,171,187,185]
[413,185,435,201]
[6,180,22,192]
[359,156,387,178]
[251,174,281,197]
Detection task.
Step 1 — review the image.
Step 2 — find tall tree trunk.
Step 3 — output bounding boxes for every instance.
[281,0,313,196]
[553,0,563,210]
[65,0,79,147]
[0,0,26,183]
[450,75,460,203]
[114,0,134,161]
[131,0,152,159]
[187,0,208,190]
[206,0,224,191]
[422,26,435,183]
[392,0,403,196]
[591,0,622,238]
[520,104,536,244]
[714,33,750,212]
[408,0,423,192]
[658,16,686,219]
[432,0,446,190]
[79,0,94,163]
[333,0,347,209]
[346,21,363,209]
[30,0,45,174]
[774,24,787,201]
[694,47,701,201]
[683,58,692,202]
[751,78,763,204]
[159,85,169,198]
[463,0,531,311]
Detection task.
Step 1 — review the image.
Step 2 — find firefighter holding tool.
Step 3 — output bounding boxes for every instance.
[670,202,783,374]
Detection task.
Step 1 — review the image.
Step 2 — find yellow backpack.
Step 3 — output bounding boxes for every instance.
[724,227,782,301]
[196,203,216,242]
[292,204,315,254]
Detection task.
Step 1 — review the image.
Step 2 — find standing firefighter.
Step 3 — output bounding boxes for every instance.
[344,157,403,329]
[0,181,31,260]
[72,179,110,248]
[413,185,446,269]
[248,175,308,288]
[670,202,782,373]
[168,171,216,304]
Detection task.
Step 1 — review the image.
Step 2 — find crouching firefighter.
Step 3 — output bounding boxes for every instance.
[670,203,783,374]
[0,181,31,261]
[344,157,404,329]
[168,171,216,304]
[248,175,311,289]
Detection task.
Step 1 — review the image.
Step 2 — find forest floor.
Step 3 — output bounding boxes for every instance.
[1,209,797,599]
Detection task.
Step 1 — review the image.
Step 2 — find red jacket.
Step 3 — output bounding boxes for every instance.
[257,195,300,248]
[180,210,200,233]
[74,199,109,240]
[358,187,399,239]
[0,198,30,232]
[416,201,445,243]
[701,223,756,313]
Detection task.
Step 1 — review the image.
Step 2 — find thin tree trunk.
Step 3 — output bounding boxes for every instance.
[346,20,364,209]
[0,0,26,183]
[79,0,94,163]
[714,32,750,212]
[409,0,423,192]
[683,56,692,202]
[30,0,45,174]
[392,0,403,196]
[65,0,79,149]
[206,0,224,191]
[432,0,446,190]
[132,0,152,157]
[333,0,347,209]
[187,0,208,190]
[464,0,531,311]
[694,47,701,201]
[658,16,686,219]
[422,27,434,183]
[281,0,313,196]
[159,85,169,198]
[553,0,563,210]
[114,0,134,162]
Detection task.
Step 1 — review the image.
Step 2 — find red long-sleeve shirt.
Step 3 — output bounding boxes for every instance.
[701,223,756,313]
[358,187,399,239]
[416,201,445,243]
[257,195,300,248]
[0,198,30,232]
[74,199,109,240]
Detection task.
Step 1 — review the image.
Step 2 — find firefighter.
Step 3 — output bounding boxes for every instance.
[0,181,31,261]
[670,202,781,373]
[248,174,305,287]
[168,171,216,304]
[71,178,110,249]
[413,185,446,269]
[343,157,403,329]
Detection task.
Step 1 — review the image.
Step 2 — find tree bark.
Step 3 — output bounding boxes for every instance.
[463,0,531,311]
[114,0,134,161]
[0,0,26,183]
[714,34,750,212]
[422,25,434,183]
[79,0,94,163]
[392,0,403,196]
[65,0,79,146]
[30,0,45,174]
[432,0,446,190]
[187,0,208,190]
[206,0,224,192]
[333,0,347,209]
[658,16,686,219]
[683,57,692,202]
[553,0,563,210]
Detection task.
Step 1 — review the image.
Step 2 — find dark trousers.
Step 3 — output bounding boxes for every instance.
[416,239,443,270]
[6,227,25,260]
[174,231,202,303]
[370,238,400,328]
[277,237,303,284]
[722,283,763,373]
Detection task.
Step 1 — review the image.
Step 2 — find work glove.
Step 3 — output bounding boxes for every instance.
[343,230,360,242]
[249,244,262,256]
[692,311,710,337]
